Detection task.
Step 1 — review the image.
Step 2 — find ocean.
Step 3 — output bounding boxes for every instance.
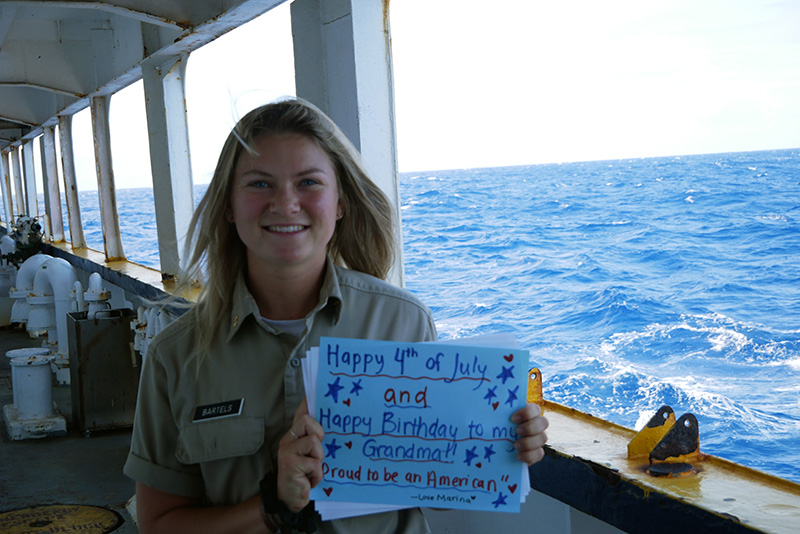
[70,148,800,483]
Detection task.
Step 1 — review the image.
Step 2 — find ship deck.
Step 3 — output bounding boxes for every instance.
[0,326,138,533]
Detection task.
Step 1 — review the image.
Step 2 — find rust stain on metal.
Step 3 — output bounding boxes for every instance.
[649,413,701,463]
[383,0,391,36]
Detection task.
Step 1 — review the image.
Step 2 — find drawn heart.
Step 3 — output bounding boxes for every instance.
[324,488,333,497]
[345,441,353,449]
[476,463,482,468]
[343,398,351,406]
[508,484,518,494]
[492,402,499,411]
[504,353,514,362]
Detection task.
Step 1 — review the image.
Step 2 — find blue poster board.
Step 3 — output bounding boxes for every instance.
[310,337,528,513]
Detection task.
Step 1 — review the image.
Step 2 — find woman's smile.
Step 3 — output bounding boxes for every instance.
[265,224,307,233]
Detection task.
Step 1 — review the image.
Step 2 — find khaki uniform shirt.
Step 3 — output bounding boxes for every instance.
[124,259,437,533]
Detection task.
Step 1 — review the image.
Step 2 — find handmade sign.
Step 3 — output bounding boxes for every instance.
[309,337,528,513]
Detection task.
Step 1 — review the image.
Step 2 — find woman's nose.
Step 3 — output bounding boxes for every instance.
[269,186,300,214]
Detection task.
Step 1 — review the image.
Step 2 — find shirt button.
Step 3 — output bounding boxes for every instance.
[290,358,301,368]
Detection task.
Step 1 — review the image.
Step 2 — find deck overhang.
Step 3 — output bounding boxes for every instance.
[0,0,284,145]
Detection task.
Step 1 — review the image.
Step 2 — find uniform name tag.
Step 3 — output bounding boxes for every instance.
[193,399,244,422]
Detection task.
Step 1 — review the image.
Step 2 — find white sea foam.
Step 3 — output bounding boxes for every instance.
[634,409,657,431]
[706,327,751,352]
[785,358,800,371]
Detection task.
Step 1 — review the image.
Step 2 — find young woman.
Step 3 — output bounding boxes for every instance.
[124,99,549,533]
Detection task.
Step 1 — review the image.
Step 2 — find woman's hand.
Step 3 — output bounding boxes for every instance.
[512,403,549,465]
[276,399,325,512]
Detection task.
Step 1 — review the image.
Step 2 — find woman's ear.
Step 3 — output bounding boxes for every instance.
[336,203,344,220]
[225,206,235,223]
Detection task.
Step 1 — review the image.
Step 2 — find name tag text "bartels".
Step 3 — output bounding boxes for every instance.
[193,399,244,422]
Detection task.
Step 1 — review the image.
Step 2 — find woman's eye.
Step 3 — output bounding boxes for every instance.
[248,180,269,188]
[300,178,320,187]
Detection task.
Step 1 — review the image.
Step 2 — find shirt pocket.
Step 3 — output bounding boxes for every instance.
[176,416,264,464]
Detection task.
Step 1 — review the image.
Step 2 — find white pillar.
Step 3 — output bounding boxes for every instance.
[142,55,194,280]
[38,137,52,238]
[0,150,13,225]
[10,146,25,216]
[91,95,125,261]
[291,0,404,286]
[21,140,38,219]
[58,115,86,249]
[42,127,65,242]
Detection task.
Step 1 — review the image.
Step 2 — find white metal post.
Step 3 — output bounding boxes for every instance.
[291,0,404,286]
[42,126,65,242]
[38,136,52,239]
[57,115,86,249]
[142,55,194,280]
[91,95,125,261]
[21,140,38,219]
[0,150,13,225]
[10,146,25,216]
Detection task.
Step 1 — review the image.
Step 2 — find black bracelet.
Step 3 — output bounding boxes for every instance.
[259,472,317,533]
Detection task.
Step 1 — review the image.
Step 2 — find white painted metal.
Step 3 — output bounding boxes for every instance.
[9,354,56,420]
[5,348,51,407]
[142,55,194,279]
[0,150,13,224]
[21,140,37,218]
[37,136,51,238]
[42,126,64,242]
[0,235,17,325]
[291,0,405,286]
[9,253,53,325]
[10,146,24,215]
[57,114,86,248]
[29,257,79,356]
[90,95,125,260]
[0,6,17,46]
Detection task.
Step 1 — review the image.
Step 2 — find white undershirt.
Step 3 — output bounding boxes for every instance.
[262,317,306,337]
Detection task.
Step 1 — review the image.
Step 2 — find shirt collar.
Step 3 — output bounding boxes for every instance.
[225,256,344,341]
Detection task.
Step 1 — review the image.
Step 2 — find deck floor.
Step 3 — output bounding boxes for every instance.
[0,325,139,533]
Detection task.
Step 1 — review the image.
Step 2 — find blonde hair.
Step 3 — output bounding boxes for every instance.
[180,98,396,351]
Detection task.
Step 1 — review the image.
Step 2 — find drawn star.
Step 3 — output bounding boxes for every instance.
[464,446,479,466]
[325,377,345,403]
[483,444,496,463]
[483,386,497,405]
[505,385,520,407]
[349,379,363,396]
[492,492,508,508]
[325,439,342,459]
[497,365,515,384]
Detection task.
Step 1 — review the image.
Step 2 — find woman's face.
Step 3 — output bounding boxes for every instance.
[228,133,342,277]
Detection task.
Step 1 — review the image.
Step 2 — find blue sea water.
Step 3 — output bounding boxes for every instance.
[67,148,800,483]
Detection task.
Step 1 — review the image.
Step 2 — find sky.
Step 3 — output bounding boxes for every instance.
[62,0,800,190]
